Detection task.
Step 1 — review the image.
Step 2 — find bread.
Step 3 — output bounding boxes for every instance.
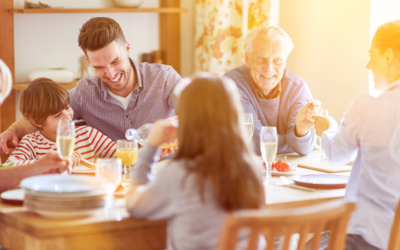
[80,158,96,170]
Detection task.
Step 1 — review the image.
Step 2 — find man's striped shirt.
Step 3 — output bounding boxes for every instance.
[6,126,116,166]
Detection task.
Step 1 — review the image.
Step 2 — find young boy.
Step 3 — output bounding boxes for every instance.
[6,78,116,167]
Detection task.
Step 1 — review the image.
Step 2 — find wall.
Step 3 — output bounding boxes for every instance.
[180,0,194,78]
[279,0,370,122]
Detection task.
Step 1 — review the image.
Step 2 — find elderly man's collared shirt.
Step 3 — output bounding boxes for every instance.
[69,59,181,141]
[322,79,400,249]
[251,80,282,100]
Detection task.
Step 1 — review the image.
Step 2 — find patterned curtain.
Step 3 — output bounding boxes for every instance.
[195,0,275,75]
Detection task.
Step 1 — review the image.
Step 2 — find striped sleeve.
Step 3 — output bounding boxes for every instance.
[87,127,116,159]
[5,136,37,166]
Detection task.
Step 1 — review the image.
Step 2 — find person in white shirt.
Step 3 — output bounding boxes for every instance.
[320,20,400,250]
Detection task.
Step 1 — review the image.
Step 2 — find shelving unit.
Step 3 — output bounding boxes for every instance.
[13,81,78,91]
[10,8,187,14]
[0,0,186,136]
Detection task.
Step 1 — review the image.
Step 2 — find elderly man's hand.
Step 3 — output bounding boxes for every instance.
[295,101,321,137]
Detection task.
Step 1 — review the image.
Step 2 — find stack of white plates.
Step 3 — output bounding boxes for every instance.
[21,175,113,218]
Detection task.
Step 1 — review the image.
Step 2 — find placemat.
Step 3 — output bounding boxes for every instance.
[298,162,352,173]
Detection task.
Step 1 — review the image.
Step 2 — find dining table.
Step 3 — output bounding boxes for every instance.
[0,149,349,250]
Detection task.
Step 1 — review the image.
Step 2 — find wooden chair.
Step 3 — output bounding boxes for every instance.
[388,199,400,250]
[217,200,356,250]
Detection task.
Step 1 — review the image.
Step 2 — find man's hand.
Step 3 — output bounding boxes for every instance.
[0,130,19,154]
[315,116,338,137]
[31,152,71,175]
[295,101,321,137]
[71,151,82,169]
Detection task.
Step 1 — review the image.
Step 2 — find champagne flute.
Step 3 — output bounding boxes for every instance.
[260,126,278,185]
[241,113,254,142]
[56,119,75,174]
[315,110,329,162]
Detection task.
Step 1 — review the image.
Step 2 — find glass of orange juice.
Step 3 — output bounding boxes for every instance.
[116,140,138,183]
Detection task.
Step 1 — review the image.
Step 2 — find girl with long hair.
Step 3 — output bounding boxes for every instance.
[126,74,265,249]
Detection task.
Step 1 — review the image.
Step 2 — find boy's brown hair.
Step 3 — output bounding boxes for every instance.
[20,78,70,128]
[78,17,126,55]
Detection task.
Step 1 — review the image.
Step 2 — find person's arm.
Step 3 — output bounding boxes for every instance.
[5,136,37,166]
[322,100,360,165]
[239,89,263,155]
[282,86,317,156]
[126,118,178,219]
[164,66,182,110]
[0,118,36,154]
[0,152,70,192]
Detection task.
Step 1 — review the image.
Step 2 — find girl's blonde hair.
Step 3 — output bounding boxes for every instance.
[175,74,265,211]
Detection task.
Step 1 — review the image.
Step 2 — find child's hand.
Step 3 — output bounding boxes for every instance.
[71,151,81,169]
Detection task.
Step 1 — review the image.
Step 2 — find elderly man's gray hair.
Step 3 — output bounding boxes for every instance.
[244,26,294,55]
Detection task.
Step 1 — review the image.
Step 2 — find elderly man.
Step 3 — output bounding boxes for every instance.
[0,17,180,154]
[224,26,317,155]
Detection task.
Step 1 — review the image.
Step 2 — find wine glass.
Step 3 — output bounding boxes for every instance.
[56,119,75,174]
[314,110,329,162]
[96,158,122,194]
[116,139,138,184]
[260,126,278,185]
[241,113,254,142]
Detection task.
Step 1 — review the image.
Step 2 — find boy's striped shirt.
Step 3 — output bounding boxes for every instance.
[6,126,116,166]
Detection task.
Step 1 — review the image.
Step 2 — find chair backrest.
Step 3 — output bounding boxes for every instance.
[388,199,400,250]
[217,199,356,250]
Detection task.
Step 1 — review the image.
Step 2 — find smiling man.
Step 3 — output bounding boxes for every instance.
[224,26,317,155]
[0,17,181,153]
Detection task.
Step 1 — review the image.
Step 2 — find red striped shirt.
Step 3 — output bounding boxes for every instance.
[6,126,116,166]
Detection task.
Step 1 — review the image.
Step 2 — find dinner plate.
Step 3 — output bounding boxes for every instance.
[21,175,105,196]
[1,189,24,205]
[271,167,299,176]
[293,174,349,189]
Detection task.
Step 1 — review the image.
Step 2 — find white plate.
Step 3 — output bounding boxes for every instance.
[28,207,105,219]
[271,167,299,176]
[21,175,105,195]
[293,174,349,189]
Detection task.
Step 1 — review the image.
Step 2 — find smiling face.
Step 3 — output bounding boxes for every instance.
[367,41,389,90]
[245,35,289,96]
[86,41,133,97]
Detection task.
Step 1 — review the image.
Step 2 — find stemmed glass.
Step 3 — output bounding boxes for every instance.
[116,140,138,184]
[260,126,278,185]
[96,158,122,195]
[314,110,329,162]
[241,113,254,142]
[56,119,75,174]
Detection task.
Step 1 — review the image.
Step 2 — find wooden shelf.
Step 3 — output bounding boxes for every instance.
[11,8,187,14]
[13,81,78,91]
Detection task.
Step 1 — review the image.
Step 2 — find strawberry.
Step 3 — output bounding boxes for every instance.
[274,156,291,172]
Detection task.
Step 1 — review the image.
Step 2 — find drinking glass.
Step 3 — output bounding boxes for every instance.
[56,119,75,174]
[116,139,138,183]
[260,126,278,185]
[241,113,254,142]
[314,110,329,162]
[96,158,122,194]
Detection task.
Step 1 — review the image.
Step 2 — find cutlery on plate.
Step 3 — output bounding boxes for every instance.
[280,176,315,192]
